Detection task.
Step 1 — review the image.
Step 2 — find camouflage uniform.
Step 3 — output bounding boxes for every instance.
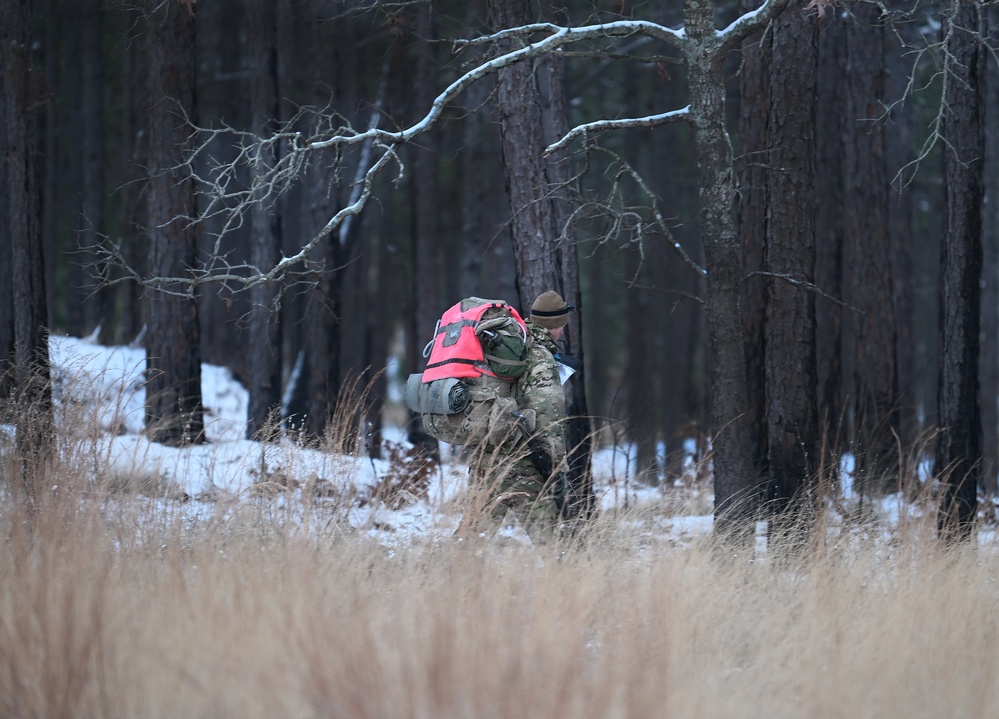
[469,320,566,541]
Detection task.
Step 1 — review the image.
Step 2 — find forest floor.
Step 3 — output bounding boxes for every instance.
[5,336,999,718]
[5,333,992,551]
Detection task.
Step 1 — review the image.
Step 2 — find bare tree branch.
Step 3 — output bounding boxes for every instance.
[747,271,864,312]
[587,145,707,278]
[545,106,691,156]
[98,3,847,295]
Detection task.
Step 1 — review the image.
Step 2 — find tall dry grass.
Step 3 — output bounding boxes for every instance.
[2,372,999,718]
[2,485,998,718]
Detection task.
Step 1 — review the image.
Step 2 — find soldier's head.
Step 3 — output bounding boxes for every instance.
[531,290,572,341]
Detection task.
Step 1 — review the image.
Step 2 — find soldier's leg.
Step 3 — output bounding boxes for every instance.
[456,450,521,539]
[497,458,558,545]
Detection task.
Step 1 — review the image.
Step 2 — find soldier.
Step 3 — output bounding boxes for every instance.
[464,290,572,544]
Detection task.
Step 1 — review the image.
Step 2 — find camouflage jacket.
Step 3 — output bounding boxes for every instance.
[515,321,567,470]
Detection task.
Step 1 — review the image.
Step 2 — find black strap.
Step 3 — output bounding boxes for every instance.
[424,357,479,370]
[532,307,571,317]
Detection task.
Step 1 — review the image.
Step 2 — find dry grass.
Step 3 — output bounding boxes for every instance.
[0,480,997,719]
[3,372,999,718]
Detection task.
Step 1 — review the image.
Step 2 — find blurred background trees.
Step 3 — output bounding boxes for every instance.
[1,0,996,530]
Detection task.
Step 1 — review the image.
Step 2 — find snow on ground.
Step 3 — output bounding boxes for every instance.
[30,335,716,545]
[10,334,993,548]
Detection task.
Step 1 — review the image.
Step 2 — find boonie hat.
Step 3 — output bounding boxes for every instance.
[531,290,573,329]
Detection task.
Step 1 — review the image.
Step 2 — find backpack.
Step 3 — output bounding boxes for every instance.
[421,297,528,382]
[406,297,530,447]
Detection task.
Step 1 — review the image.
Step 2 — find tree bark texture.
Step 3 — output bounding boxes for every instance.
[764,7,819,534]
[4,0,55,490]
[459,2,492,301]
[110,3,148,346]
[144,0,205,447]
[80,1,107,337]
[738,1,770,488]
[844,6,900,495]
[980,4,999,495]
[490,0,564,309]
[885,15,920,457]
[245,0,283,440]
[0,71,13,401]
[541,0,594,518]
[653,14,703,474]
[936,0,984,541]
[814,14,847,456]
[685,0,756,530]
[408,2,443,456]
[490,0,595,519]
[302,3,342,437]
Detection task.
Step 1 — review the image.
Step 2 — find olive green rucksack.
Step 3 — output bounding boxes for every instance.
[475,305,528,379]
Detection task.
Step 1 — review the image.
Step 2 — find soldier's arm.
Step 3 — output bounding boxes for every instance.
[518,349,567,468]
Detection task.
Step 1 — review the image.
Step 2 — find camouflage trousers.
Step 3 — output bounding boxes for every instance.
[461,453,559,545]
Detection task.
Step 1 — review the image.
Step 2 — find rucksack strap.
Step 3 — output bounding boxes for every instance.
[482,352,526,369]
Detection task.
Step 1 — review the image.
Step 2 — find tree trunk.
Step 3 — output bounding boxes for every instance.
[936,0,984,542]
[764,6,819,540]
[491,0,595,519]
[491,0,563,307]
[80,1,107,337]
[302,2,341,438]
[4,0,55,501]
[458,37,491,300]
[625,246,659,483]
[407,2,443,457]
[0,61,12,401]
[622,40,659,485]
[738,1,770,486]
[144,0,205,447]
[42,0,62,333]
[844,5,900,497]
[541,0,594,518]
[814,11,847,465]
[245,0,283,440]
[685,0,756,533]
[980,3,999,496]
[110,2,148,346]
[654,9,703,474]
[885,15,920,459]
